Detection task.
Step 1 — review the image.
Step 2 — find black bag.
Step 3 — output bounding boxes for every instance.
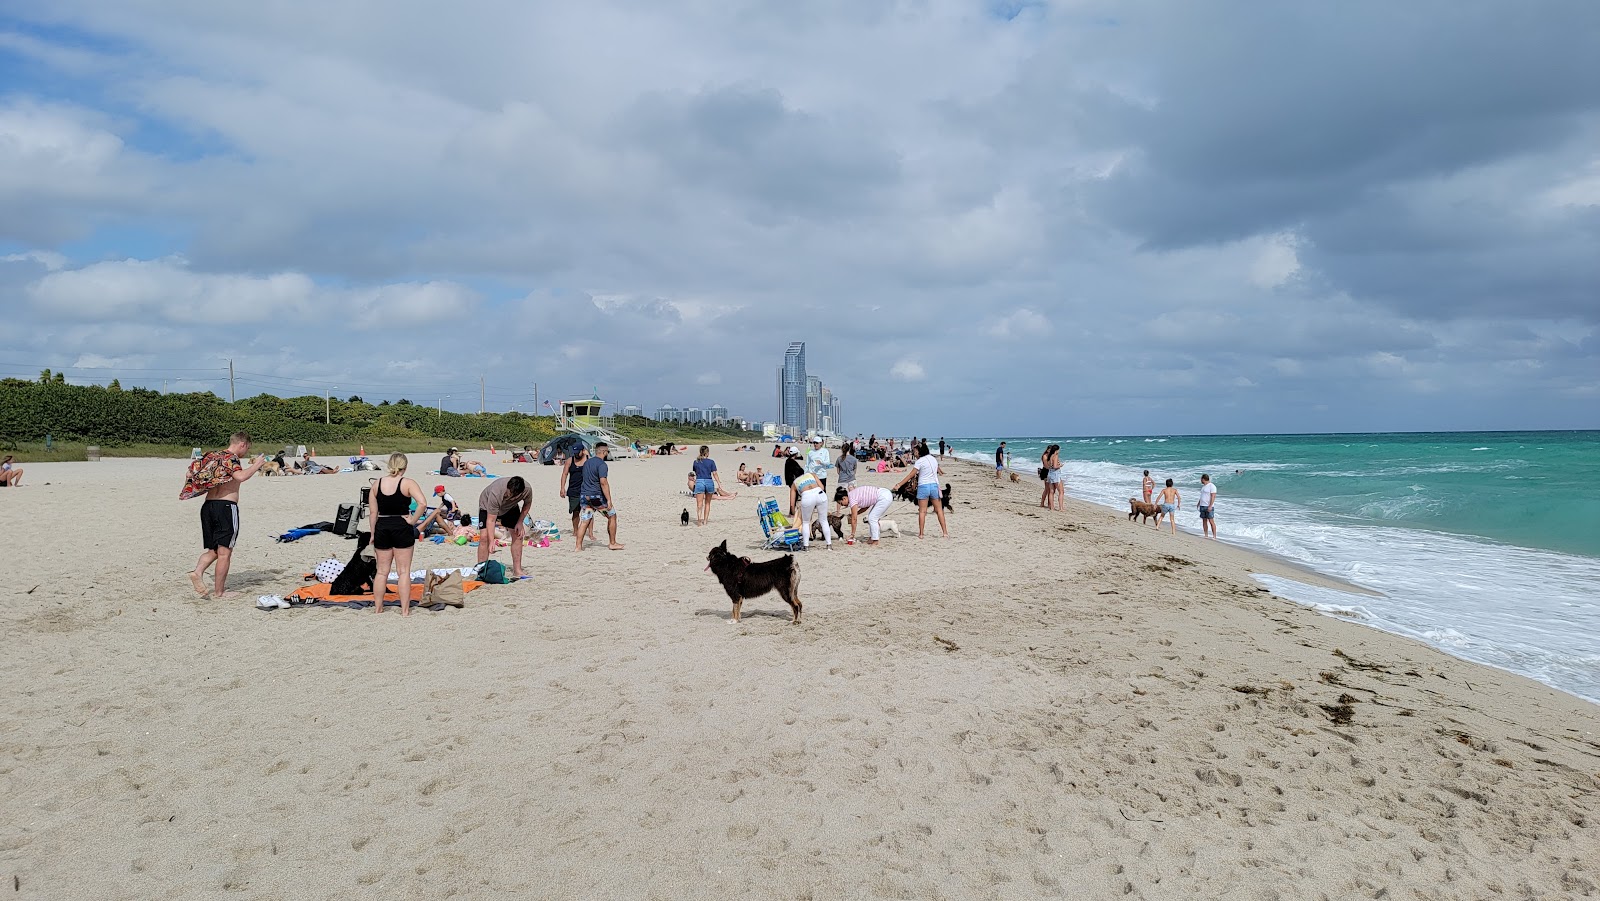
[329,532,377,596]
[334,503,357,536]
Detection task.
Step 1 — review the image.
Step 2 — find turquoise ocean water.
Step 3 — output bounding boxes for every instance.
[946,432,1600,703]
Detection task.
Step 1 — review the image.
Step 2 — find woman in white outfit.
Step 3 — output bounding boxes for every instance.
[789,469,832,549]
[835,484,893,545]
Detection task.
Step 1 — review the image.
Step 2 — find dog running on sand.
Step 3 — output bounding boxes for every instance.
[1128,498,1161,524]
[681,508,690,526]
[705,540,802,623]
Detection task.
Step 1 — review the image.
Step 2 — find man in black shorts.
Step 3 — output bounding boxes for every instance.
[475,475,533,579]
[190,431,266,599]
[557,445,589,541]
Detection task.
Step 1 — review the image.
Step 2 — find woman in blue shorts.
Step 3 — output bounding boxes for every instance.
[895,442,950,539]
[691,445,721,526]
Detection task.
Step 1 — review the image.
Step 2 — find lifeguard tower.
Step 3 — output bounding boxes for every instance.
[556,392,635,457]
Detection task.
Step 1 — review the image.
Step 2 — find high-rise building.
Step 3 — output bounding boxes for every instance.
[620,404,643,417]
[656,404,678,422]
[708,403,728,424]
[782,342,806,431]
[806,375,822,431]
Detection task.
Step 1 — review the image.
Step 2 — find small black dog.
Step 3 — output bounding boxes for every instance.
[681,508,690,526]
[705,540,802,623]
[892,481,954,513]
[329,531,378,596]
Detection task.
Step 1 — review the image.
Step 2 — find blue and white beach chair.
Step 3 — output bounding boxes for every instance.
[757,497,805,552]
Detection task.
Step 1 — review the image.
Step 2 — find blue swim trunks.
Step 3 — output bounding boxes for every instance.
[1161,503,1175,514]
[1199,505,1214,521]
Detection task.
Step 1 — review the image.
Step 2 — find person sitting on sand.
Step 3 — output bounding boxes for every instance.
[439,447,463,477]
[300,451,339,474]
[1156,478,1180,535]
[0,455,23,486]
[416,485,460,536]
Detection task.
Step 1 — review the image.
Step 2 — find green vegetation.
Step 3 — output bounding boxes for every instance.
[0,379,759,460]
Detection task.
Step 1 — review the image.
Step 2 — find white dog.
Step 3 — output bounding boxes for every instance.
[877,519,902,538]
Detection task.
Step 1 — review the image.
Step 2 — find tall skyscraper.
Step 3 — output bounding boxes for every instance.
[805,375,822,431]
[782,342,806,430]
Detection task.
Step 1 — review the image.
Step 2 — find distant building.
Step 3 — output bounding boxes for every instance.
[656,404,679,422]
[762,422,779,438]
[782,343,806,432]
[684,407,703,424]
[620,404,643,417]
[708,403,728,424]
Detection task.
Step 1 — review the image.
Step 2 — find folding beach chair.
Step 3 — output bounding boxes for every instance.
[757,497,805,552]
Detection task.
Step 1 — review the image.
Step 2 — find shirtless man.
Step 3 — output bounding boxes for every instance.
[1156,478,1181,535]
[190,432,266,598]
[1142,470,1155,504]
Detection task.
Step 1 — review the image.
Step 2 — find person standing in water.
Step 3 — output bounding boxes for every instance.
[1142,470,1155,504]
[1157,478,1181,535]
[1198,473,1218,540]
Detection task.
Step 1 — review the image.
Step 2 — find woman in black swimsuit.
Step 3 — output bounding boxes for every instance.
[372,453,428,616]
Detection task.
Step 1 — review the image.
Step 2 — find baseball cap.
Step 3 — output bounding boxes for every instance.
[811,437,823,444]
[433,485,446,494]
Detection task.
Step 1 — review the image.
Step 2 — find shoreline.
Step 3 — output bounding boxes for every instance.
[3,448,1597,898]
[943,453,1382,598]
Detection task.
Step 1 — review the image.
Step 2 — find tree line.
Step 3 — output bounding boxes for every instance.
[0,377,756,449]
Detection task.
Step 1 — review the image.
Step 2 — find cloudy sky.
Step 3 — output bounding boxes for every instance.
[1,0,1596,436]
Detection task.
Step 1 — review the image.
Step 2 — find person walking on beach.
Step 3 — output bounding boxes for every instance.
[1157,478,1181,535]
[576,442,623,551]
[938,437,946,457]
[994,441,1007,479]
[187,432,266,599]
[836,442,858,492]
[558,445,589,539]
[476,475,533,578]
[1142,470,1154,504]
[1198,473,1218,540]
[371,454,427,616]
[692,445,722,526]
[897,442,950,539]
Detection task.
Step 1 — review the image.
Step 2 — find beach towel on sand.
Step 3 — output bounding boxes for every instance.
[283,580,484,608]
[179,451,241,500]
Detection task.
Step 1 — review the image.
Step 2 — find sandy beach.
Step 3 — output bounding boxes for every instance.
[3,446,1597,899]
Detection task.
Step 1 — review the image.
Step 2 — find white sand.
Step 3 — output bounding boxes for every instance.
[3,447,1598,899]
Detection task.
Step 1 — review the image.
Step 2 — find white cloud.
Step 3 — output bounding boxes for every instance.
[26,257,474,327]
[889,358,926,382]
[1,250,67,270]
[1248,232,1303,289]
[985,307,1052,339]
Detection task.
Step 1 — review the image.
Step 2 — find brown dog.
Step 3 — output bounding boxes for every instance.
[1008,472,1020,483]
[1128,498,1161,524]
[810,512,845,543]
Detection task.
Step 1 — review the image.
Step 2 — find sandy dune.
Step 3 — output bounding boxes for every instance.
[3,447,1597,899]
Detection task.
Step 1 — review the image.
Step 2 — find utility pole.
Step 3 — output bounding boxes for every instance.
[480,375,485,414]
[533,382,538,418]
[228,359,235,402]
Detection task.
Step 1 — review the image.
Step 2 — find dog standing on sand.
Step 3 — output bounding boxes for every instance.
[705,540,802,623]
[1128,498,1161,524]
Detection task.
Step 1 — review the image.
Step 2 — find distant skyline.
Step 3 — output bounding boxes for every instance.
[0,2,1595,436]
